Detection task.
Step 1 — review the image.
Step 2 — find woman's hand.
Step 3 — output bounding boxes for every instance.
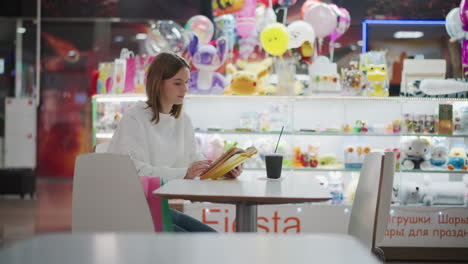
[224,164,244,179]
[185,160,212,179]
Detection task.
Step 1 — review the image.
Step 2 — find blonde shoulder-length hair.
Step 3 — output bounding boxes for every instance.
[145,52,190,124]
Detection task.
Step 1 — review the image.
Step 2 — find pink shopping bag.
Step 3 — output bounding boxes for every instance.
[140,176,164,232]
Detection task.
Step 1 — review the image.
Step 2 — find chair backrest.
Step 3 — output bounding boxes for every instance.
[348,152,396,250]
[72,153,154,232]
[94,142,110,153]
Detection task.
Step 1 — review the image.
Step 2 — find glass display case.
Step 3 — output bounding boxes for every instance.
[92,92,468,248]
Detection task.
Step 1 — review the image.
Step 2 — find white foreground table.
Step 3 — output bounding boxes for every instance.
[154,174,331,232]
[0,233,380,264]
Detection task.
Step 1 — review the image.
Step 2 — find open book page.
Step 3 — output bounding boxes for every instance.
[200,146,257,180]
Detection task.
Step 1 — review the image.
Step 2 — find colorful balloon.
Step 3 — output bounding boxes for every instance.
[328,5,351,42]
[255,4,277,34]
[460,0,468,30]
[445,8,468,41]
[278,0,297,8]
[462,40,468,76]
[300,0,320,19]
[185,15,214,44]
[236,0,257,38]
[260,22,289,56]
[287,20,315,49]
[303,2,337,38]
[214,14,236,50]
[146,20,188,54]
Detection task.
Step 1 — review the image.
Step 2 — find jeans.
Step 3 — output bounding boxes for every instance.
[170,209,217,232]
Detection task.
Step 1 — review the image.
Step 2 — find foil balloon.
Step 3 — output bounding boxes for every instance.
[214,14,236,51]
[286,20,315,49]
[460,0,468,31]
[278,0,297,8]
[445,8,468,41]
[328,5,351,42]
[260,22,289,56]
[213,0,245,16]
[462,40,468,75]
[236,0,257,38]
[146,20,188,55]
[255,4,277,34]
[185,15,214,44]
[303,2,337,38]
[300,0,320,19]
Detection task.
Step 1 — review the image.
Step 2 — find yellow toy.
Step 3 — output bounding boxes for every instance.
[366,64,389,97]
[225,58,273,95]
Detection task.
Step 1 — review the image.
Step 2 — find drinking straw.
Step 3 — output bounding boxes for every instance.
[274,126,284,153]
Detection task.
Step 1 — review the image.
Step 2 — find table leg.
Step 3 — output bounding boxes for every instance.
[235,202,257,232]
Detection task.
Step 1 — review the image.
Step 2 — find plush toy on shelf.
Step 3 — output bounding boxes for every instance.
[188,35,228,94]
[365,64,389,97]
[422,175,468,206]
[328,172,344,204]
[447,147,468,170]
[394,181,424,205]
[224,58,273,95]
[400,137,431,170]
[429,144,449,169]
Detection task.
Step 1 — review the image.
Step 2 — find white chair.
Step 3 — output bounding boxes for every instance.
[72,153,154,232]
[94,142,110,153]
[347,151,396,261]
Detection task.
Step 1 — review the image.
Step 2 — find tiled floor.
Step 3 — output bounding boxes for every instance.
[0,179,72,247]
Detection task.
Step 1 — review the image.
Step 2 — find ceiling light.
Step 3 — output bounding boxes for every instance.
[114,35,124,42]
[393,31,424,39]
[136,33,147,40]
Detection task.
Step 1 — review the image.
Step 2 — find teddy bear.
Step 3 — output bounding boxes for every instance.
[429,144,449,169]
[447,147,468,170]
[188,35,228,94]
[400,137,431,170]
[224,58,273,95]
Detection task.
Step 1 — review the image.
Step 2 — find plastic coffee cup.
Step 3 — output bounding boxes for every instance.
[265,154,283,179]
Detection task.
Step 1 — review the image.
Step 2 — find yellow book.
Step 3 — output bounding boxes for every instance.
[200,146,258,180]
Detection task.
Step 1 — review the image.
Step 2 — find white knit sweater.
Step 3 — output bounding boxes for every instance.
[107,101,203,182]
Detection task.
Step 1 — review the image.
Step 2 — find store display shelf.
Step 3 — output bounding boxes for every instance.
[245,167,468,174]
[96,133,113,139]
[93,93,468,103]
[193,129,468,138]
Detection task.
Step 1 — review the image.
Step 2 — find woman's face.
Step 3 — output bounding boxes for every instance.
[161,67,190,107]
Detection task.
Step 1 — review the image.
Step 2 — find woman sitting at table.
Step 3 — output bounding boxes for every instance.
[107,52,243,232]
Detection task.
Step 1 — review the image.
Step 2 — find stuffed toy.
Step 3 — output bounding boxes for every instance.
[429,144,449,168]
[328,172,344,204]
[447,147,468,170]
[315,172,344,205]
[422,175,468,206]
[366,64,389,97]
[400,137,431,170]
[394,181,424,205]
[224,58,273,95]
[188,35,228,94]
[203,134,225,161]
